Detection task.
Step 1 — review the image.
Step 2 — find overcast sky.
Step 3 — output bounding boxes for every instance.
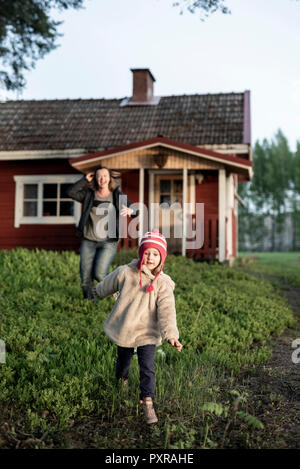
[2,0,300,151]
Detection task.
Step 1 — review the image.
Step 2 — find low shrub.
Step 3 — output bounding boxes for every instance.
[0,248,295,445]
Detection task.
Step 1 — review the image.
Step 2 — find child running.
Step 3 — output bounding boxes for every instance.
[94,229,182,424]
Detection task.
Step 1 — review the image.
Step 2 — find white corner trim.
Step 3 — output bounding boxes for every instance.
[1,149,86,161]
[226,174,234,258]
[148,172,155,230]
[189,174,195,216]
[199,143,250,155]
[14,179,23,228]
[13,174,81,183]
[182,168,188,257]
[218,169,226,262]
[139,168,144,240]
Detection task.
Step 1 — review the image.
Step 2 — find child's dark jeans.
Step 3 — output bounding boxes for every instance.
[116,345,156,400]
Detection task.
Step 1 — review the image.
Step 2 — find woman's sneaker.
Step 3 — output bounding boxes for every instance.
[141,397,158,424]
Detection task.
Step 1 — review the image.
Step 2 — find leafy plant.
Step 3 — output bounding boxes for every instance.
[0,248,295,448]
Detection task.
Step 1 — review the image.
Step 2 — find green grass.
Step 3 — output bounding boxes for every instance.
[236,252,300,287]
[0,248,296,448]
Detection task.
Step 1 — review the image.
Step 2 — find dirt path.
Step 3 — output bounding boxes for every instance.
[231,277,300,448]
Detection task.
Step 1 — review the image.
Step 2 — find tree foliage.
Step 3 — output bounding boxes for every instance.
[0,0,84,91]
[172,0,230,18]
[294,141,300,194]
[238,130,300,251]
[249,131,293,216]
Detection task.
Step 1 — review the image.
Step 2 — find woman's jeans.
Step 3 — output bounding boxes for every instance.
[116,345,156,400]
[80,238,118,299]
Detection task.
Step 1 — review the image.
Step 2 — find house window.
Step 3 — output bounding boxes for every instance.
[14,175,81,227]
[159,178,183,206]
[23,184,38,216]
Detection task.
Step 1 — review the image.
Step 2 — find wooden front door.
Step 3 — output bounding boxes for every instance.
[154,174,183,254]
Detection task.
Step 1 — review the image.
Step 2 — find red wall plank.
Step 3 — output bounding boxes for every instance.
[195,174,219,216]
[0,162,141,251]
[187,173,219,260]
[0,160,81,251]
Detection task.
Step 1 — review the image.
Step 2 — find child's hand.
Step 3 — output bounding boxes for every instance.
[168,338,183,352]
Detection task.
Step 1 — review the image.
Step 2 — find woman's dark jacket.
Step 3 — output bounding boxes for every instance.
[66,176,138,240]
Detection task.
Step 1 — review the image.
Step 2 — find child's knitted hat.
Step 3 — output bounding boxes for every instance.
[137,229,167,293]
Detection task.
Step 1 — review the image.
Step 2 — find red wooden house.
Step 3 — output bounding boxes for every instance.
[0,68,252,263]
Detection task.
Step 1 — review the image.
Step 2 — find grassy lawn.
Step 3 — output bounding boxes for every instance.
[0,249,296,449]
[235,252,300,287]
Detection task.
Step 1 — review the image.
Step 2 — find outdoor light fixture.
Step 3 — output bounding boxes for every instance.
[153,148,168,168]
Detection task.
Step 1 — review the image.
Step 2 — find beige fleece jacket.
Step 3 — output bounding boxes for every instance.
[95,259,179,348]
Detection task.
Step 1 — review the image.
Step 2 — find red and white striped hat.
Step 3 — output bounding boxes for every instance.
[137,229,167,293]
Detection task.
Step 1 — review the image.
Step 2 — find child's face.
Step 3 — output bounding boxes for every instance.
[143,248,161,272]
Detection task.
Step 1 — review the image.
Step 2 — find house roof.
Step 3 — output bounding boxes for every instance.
[0,91,250,153]
[69,137,253,180]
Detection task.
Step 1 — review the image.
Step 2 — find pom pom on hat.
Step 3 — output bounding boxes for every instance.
[137,229,167,293]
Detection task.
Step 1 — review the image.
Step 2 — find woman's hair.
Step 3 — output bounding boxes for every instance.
[90,166,118,192]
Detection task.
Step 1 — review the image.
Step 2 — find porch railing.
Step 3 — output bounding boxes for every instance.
[186,214,219,261]
[119,235,138,250]
[118,214,219,261]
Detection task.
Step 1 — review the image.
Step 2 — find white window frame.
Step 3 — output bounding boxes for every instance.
[13,174,81,228]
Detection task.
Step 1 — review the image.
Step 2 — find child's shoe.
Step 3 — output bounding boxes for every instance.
[141,397,158,424]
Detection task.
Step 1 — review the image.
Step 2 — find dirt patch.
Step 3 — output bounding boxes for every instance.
[228,281,300,448]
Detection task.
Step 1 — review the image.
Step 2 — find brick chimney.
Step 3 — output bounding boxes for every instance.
[130,68,156,103]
